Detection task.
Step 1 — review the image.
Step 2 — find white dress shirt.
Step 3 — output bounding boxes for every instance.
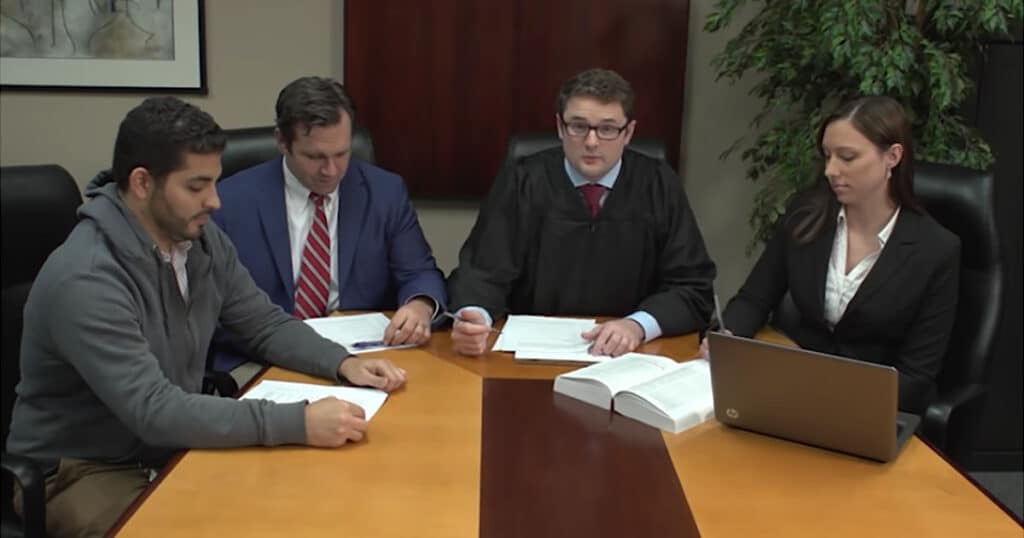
[824,206,900,328]
[282,161,341,311]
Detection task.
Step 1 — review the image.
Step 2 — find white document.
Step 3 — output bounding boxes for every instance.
[492,315,597,353]
[303,313,415,354]
[241,380,388,420]
[513,350,611,364]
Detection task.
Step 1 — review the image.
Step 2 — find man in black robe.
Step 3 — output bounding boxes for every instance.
[447,68,716,356]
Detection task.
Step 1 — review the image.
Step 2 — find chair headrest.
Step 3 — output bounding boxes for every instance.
[913,162,999,270]
[503,133,669,171]
[1,165,82,288]
[220,125,377,180]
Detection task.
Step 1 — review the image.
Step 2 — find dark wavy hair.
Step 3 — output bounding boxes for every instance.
[556,68,635,121]
[790,95,923,244]
[112,96,226,190]
[275,76,356,149]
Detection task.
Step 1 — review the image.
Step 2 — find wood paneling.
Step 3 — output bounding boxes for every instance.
[344,1,690,198]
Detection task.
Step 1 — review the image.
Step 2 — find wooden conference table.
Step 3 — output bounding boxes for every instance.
[115,329,1020,537]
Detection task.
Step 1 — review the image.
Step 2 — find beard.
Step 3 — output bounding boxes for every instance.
[148,196,208,244]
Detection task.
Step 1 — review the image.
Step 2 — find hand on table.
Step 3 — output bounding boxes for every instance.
[384,297,434,346]
[304,397,367,447]
[451,309,492,357]
[582,318,645,357]
[338,357,407,392]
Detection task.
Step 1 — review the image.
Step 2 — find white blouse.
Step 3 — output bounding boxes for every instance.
[824,206,900,328]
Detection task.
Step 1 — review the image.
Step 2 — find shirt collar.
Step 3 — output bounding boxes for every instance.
[282,158,337,204]
[158,240,192,262]
[836,206,901,247]
[563,158,622,190]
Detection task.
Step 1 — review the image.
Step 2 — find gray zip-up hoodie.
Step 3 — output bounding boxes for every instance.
[7,171,350,469]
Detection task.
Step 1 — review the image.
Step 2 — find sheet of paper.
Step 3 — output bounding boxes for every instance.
[241,380,388,420]
[513,350,611,363]
[303,313,415,354]
[491,315,597,352]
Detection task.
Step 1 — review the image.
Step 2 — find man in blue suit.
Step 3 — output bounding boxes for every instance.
[213,76,446,371]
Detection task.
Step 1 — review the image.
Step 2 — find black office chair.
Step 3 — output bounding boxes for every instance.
[1,164,82,538]
[503,132,669,171]
[220,124,377,180]
[914,162,1002,463]
[772,162,1002,464]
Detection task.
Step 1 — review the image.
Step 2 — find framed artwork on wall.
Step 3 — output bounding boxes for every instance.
[0,0,206,93]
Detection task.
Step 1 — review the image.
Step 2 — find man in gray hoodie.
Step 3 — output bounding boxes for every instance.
[6,96,406,537]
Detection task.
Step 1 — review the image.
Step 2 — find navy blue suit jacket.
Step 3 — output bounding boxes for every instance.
[210,158,446,370]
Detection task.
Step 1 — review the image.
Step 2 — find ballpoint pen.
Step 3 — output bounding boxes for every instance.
[351,340,387,349]
[440,311,501,333]
[713,292,727,333]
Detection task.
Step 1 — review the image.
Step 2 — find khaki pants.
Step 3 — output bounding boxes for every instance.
[14,458,151,538]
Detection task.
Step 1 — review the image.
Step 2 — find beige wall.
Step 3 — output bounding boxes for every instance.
[0,1,762,295]
[0,0,344,185]
[681,2,763,300]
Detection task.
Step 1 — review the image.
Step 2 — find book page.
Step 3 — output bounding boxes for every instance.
[241,380,389,420]
[623,359,713,417]
[557,353,681,395]
[304,313,415,354]
[492,315,597,352]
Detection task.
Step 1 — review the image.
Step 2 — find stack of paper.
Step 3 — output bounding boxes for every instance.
[303,313,414,354]
[492,315,610,363]
[241,380,389,420]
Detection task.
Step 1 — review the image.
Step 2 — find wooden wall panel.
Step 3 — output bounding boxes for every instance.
[345,1,689,198]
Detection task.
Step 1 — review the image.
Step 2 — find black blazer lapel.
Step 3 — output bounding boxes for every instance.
[792,216,835,325]
[840,210,920,320]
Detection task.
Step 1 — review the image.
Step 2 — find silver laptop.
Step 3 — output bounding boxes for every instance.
[708,331,919,462]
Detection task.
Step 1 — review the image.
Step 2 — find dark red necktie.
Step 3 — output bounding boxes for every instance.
[578,183,607,218]
[294,193,331,319]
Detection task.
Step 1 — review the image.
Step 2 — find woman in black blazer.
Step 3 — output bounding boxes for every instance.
[705,96,960,414]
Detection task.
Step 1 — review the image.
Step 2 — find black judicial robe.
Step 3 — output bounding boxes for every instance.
[447,147,716,336]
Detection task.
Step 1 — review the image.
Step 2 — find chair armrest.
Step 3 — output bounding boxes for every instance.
[922,383,988,449]
[202,370,239,398]
[1,452,47,537]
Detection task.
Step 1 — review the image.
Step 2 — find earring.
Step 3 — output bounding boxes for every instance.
[885,168,892,180]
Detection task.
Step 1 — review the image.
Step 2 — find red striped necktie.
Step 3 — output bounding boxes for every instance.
[294,193,331,319]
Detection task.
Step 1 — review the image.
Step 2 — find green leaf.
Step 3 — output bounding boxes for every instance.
[703,0,1011,248]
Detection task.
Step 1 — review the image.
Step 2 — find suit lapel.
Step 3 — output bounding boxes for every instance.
[257,162,296,300]
[796,216,835,324]
[335,164,369,303]
[840,210,919,321]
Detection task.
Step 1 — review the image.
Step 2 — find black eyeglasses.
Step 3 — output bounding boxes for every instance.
[559,117,629,140]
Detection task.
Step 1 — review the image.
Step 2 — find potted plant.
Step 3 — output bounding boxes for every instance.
[704,0,1023,247]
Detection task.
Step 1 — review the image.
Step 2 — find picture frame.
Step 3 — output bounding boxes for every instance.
[0,0,206,94]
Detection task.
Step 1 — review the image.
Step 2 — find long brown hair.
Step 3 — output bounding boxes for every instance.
[790,96,924,244]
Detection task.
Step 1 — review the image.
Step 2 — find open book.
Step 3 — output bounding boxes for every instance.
[553,354,714,434]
